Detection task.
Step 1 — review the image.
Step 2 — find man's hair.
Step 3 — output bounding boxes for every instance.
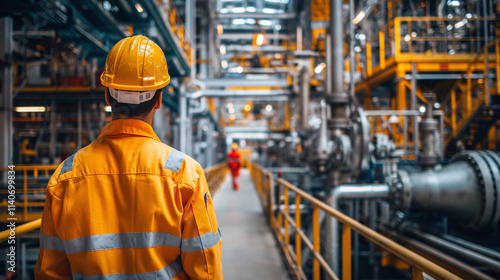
[106,88,161,117]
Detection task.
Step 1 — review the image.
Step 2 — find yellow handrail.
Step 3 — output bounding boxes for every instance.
[0,219,41,243]
[249,162,462,280]
[0,165,58,222]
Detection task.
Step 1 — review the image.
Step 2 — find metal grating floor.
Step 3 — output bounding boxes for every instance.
[213,169,288,280]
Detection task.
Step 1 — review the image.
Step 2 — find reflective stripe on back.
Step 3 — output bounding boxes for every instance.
[72,257,183,280]
[181,228,222,253]
[60,153,76,174]
[163,149,186,173]
[40,232,65,251]
[63,232,182,255]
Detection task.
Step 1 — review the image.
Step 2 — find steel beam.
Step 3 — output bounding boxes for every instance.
[0,17,13,169]
[198,79,288,87]
[198,89,290,98]
[217,13,296,19]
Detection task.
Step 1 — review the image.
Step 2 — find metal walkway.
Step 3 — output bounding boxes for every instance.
[213,169,287,280]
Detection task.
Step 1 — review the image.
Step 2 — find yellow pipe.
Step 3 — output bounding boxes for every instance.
[379,32,385,70]
[277,178,461,280]
[0,219,41,243]
[367,43,373,77]
[451,89,457,134]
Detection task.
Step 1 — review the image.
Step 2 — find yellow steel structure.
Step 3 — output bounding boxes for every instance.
[356,17,498,149]
[248,161,462,280]
[0,165,58,222]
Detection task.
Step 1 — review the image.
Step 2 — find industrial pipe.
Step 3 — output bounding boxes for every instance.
[327,0,349,130]
[300,67,311,132]
[388,150,500,230]
[407,231,500,273]
[327,184,390,274]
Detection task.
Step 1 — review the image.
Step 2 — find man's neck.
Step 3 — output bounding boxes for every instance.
[111,113,154,126]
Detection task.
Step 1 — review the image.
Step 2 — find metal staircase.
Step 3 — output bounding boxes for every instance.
[443,39,500,153]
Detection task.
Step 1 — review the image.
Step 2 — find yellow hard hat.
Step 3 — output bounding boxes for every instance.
[100,35,170,91]
[232,143,238,150]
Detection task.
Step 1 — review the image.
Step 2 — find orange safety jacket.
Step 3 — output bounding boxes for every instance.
[34,119,222,279]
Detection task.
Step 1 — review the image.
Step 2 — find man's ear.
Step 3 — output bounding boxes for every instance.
[105,88,110,106]
[154,90,162,110]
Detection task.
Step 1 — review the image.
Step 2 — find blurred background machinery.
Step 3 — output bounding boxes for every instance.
[0,0,500,279]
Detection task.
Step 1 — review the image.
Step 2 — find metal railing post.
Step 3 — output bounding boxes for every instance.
[342,224,351,280]
[295,194,301,268]
[313,206,320,280]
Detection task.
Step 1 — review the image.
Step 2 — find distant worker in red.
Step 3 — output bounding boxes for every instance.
[227,143,241,190]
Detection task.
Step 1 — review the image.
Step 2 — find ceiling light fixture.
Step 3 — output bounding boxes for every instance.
[135,3,144,13]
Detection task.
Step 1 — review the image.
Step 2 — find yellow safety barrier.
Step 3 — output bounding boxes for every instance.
[249,162,461,280]
[0,163,228,243]
[0,165,58,222]
[204,162,229,195]
[0,218,41,243]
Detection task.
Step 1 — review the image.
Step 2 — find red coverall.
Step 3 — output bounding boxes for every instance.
[227,150,241,190]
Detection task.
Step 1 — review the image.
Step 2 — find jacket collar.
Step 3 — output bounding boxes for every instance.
[98,119,160,141]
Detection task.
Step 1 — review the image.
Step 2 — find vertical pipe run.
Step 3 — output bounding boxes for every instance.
[0,17,13,172]
[483,0,489,105]
[330,0,344,95]
[78,100,82,150]
[179,85,188,152]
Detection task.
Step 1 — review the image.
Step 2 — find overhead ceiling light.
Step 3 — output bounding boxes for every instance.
[220,45,226,55]
[221,60,228,69]
[233,18,245,25]
[259,19,273,26]
[104,106,112,112]
[419,105,426,113]
[103,1,112,11]
[256,33,264,46]
[388,115,400,124]
[15,106,47,113]
[135,3,144,13]
[245,18,256,25]
[447,0,461,6]
[265,0,289,3]
[352,10,365,24]
[217,24,224,34]
[220,8,229,13]
[314,62,326,74]
[262,8,283,14]
[266,104,273,112]
[275,24,282,31]
[232,7,245,13]
[236,66,243,73]
[246,6,257,12]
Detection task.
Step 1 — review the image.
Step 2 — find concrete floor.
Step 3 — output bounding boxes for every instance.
[213,169,288,280]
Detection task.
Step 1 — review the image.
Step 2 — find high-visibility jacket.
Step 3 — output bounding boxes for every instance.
[34,119,222,279]
[227,150,241,177]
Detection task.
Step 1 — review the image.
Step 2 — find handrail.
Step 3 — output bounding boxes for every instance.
[249,162,462,280]
[0,163,228,243]
[0,165,58,222]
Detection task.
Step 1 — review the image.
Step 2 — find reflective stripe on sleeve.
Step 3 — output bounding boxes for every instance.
[40,232,65,251]
[164,149,186,173]
[63,232,182,255]
[72,257,183,280]
[181,228,222,253]
[60,153,76,174]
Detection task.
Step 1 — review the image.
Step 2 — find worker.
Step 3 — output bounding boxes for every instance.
[227,143,241,190]
[34,35,222,279]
